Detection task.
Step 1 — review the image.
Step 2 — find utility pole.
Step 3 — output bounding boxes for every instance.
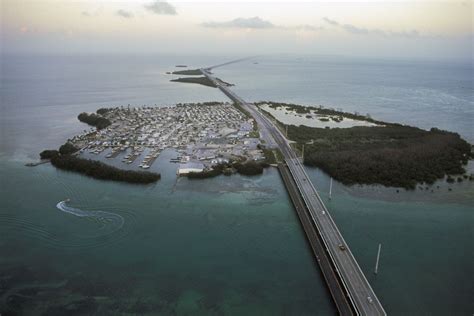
[374,243,382,275]
[302,144,305,161]
[285,125,288,137]
[329,178,333,200]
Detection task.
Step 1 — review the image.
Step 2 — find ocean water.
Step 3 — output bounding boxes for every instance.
[216,55,473,143]
[0,54,473,315]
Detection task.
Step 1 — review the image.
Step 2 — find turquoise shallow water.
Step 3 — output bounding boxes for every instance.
[0,159,334,315]
[307,167,474,315]
[1,156,472,315]
[0,54,473,315]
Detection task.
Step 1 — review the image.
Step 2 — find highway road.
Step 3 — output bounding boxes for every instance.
[201,68,386,316]
[278,163,354,315]
[204,56,258,71]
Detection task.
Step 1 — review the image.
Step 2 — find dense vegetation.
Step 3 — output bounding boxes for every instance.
[286,124,472,189]
[41,141,160,184]
[78,112,111,130]
[171,69,202,75]
[186,161,268,179]
[170,76,217,88]
[50,155,160,184]
[59,142,79,155]
[96,108,111,115]
[39,150,59,159]
[234,161,266,175]
[261,147,283,164]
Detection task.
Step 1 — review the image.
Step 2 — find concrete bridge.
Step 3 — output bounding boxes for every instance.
[200,66,386,316]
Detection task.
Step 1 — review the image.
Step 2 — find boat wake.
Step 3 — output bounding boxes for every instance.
[0,200,130,250]
[56,200,124,232]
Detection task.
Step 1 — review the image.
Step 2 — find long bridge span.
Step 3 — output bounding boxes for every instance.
[200,66,386,316]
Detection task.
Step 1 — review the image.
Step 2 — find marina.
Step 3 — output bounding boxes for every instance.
[69,102,266,174]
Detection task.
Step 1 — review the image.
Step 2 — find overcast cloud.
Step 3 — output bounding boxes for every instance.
[322,17,421,38]
[202,17,274,29]
[144,0,177,15]
[116,9,133,19]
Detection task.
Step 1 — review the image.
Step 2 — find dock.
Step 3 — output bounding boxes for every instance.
[25,160,50,167]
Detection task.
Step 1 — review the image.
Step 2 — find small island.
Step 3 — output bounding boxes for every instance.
[170,76,217,88]
[169,69,234,88]
[171,69,203,75]
[257,101,473,190]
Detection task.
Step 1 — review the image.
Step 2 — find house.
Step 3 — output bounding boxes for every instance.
[177,162,205,175]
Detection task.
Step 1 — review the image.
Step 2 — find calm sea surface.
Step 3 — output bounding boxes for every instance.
[1,54,473,315]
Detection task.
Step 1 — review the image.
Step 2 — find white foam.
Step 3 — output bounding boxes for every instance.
[56,200,124,230]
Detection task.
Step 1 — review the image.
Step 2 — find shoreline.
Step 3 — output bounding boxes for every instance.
[256,101,473,190]
[34,102,474,193]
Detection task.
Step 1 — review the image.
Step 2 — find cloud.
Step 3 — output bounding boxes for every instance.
[322,17,338,26]
[293,25,324,32]
[116,9,133,19]
[322,17,421,38]
[202,17,275,29]
[342,24,370,35]
[201,17,325,34]
[144,0,177,15]
[81,7,103,17]
[322,17,369,34]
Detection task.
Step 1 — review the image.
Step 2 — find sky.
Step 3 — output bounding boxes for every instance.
[1,0,473,61]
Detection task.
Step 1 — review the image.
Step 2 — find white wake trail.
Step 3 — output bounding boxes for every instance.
[56,200,125,231]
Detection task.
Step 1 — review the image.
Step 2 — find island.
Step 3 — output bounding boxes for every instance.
[170,76,217,88]
[171,69,202,75]
[257,101,473,189]
[40,101,276,184]
[39,99,472,189]
[169,69,234,88]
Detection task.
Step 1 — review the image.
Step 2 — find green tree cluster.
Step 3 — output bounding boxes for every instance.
[59,143,79,155]
[78,112,111,130]
[288,124,472,189]
[171,69,203,75]
[39,150,59,159]
[234,161,266,175]
[96,108,111,115]
[50,155,160,184]
[170,77,217,88]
